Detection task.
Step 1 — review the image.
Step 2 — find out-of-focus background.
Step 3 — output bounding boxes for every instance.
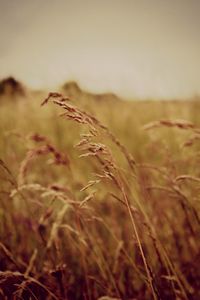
[0,0,200,99]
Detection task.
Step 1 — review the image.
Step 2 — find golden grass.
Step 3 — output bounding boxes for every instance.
[0,93,200,299]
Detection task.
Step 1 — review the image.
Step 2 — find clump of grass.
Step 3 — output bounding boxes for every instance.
[0,92,200,299]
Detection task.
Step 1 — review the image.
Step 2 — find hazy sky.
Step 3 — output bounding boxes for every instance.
[0,0,200,99]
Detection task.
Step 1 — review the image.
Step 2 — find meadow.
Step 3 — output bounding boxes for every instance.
[0,88,200,299]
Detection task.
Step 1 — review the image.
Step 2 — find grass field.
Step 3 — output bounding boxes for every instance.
[0,91,200,299]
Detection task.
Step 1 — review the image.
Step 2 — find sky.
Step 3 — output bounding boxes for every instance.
[0,0,200,99]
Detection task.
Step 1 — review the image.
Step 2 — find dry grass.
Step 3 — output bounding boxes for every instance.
[0,93,200,299]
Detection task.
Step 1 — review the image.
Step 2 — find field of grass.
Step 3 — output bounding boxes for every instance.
[0,91,200,299]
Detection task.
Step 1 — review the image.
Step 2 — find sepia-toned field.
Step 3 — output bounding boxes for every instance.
[0,90,200,299]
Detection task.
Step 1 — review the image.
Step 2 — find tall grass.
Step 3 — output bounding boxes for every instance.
[0,93,200,299]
